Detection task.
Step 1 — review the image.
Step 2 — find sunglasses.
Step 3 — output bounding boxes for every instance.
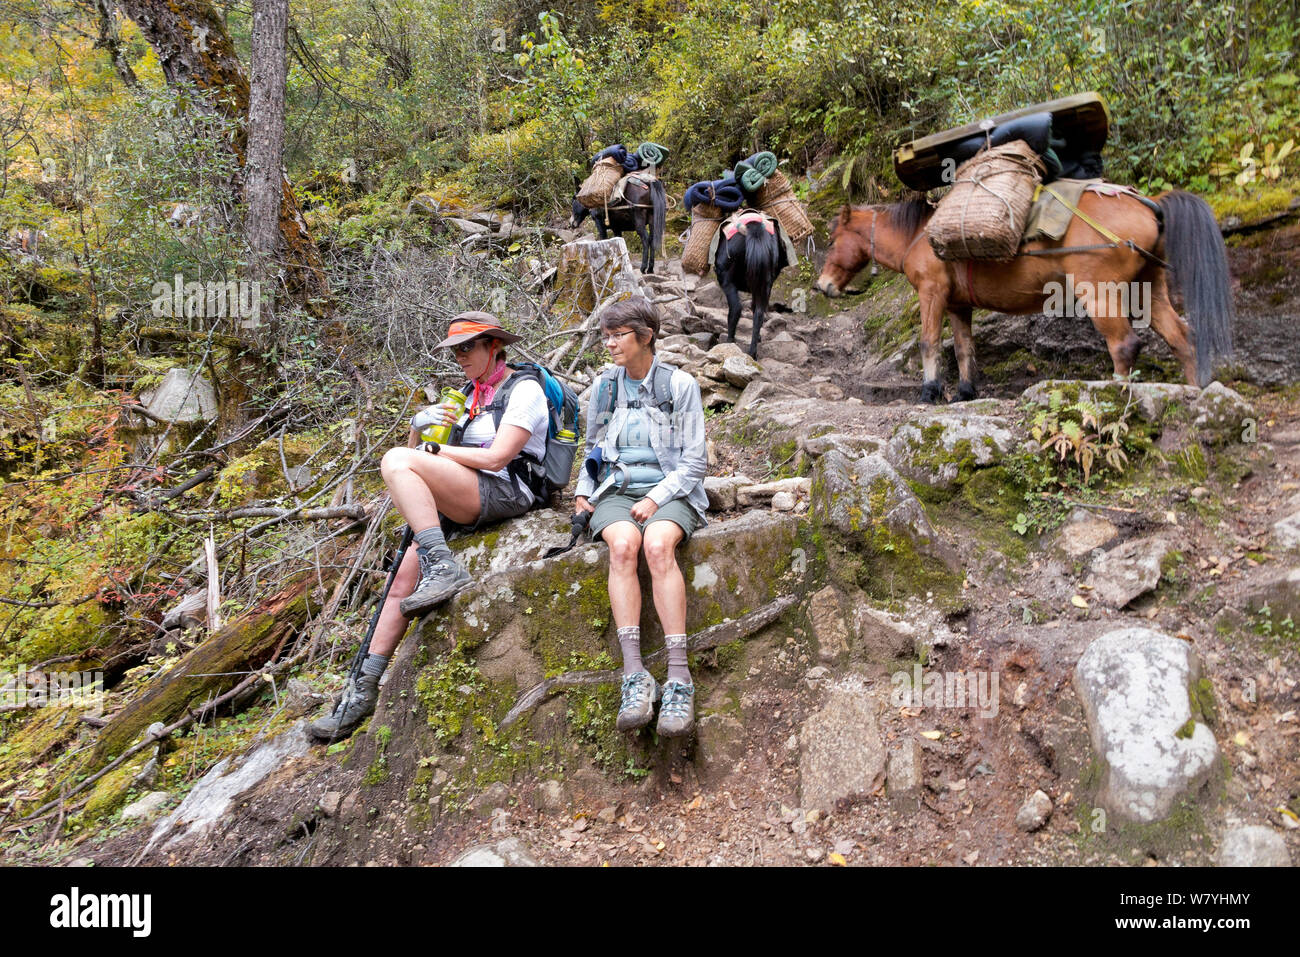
[451,341,482,355]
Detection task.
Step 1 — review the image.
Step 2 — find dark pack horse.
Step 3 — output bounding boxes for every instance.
[715,210,789,358]
[569,174,668,274]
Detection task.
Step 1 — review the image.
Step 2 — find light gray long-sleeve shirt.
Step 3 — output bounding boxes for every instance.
[574,356,709,522]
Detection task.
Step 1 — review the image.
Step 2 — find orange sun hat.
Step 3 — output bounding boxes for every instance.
[435,311,523,349]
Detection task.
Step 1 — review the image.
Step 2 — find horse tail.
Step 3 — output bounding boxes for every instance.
[650,180,667,255]
[745,221,779,297]
[1157,190,1234,386]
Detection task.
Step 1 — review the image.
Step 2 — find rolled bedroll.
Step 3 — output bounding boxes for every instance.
[894,92,1109,191]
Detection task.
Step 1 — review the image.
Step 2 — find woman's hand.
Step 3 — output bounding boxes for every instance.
[575,496,595,515]
[630,497,659,523]
[411,402,459,434]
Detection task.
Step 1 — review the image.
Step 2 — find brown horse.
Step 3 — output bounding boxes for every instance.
[815,190,1234,402]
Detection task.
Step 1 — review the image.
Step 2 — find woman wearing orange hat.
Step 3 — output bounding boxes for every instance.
[309,312,550,741]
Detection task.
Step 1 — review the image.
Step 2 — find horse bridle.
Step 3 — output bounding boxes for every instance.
[865,207,926,275]
[867,213,879,276]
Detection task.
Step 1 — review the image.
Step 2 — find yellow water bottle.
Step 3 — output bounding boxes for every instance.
[420,387,467,445]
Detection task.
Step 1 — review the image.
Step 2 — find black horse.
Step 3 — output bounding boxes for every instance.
[568,175,668,274]
[715,212,788,357]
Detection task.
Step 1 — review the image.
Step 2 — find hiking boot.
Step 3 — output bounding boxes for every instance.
[399,551,472,618]
[656,679,695,737]
[616,671,658,732]
[308,673,380,742]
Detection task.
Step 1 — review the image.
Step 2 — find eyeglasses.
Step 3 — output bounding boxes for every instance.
[603,330,637,345]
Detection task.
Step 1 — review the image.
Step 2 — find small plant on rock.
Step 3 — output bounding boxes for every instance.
[1029,387,1133,485]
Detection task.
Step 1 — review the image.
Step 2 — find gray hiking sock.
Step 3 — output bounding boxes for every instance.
[414,526,453,562]
[618,626,643,674]
[665,634,690,684]
[361,652,390,679]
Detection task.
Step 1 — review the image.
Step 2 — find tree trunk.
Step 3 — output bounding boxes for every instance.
[116,0,331,315]
[245,0,290,326]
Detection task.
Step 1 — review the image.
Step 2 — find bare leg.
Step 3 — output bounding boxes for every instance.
[641,521,686,637]
[602,521,644,630]
[380,447,481,530]
[368,546,419,658]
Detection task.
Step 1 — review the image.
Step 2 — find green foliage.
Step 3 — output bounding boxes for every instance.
[1029,386,1134,485]
[1252,602,1298,651]
[414,646,492,745]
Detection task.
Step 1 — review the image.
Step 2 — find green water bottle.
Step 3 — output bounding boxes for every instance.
[418,387,467,445]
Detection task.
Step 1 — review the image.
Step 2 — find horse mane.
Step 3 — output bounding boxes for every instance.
[833,196,931,238]
[885,195,931,237]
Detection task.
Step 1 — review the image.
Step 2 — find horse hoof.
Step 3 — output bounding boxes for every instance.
[955,381,977,402]
[920,380,944,404]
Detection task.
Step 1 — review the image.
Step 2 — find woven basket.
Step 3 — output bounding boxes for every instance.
[754,169,814,243]
[925,140,1045,261]
[577,157,625,209]
[681,202,724,275]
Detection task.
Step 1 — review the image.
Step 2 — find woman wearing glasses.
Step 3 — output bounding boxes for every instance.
[575,297,709,737]
[310,312,550,741]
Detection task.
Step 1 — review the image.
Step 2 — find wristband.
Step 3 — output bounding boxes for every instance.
[423,441,441,454]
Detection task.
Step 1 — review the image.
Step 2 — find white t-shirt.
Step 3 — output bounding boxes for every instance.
[458,375,550,496]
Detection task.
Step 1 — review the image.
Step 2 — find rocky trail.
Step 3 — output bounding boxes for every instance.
[11,222,1300,870]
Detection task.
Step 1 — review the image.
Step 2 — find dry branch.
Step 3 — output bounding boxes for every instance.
[172,505,368,524]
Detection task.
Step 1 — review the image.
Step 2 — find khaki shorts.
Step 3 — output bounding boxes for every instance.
[590,492,703,542]
[440,470,534,534]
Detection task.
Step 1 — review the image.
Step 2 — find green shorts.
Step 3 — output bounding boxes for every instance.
[590,493,703,542]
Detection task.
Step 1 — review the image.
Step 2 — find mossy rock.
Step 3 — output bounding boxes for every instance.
[83,754,150,822]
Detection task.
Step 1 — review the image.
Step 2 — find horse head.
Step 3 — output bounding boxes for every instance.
[816,204,872,297]
[568,194,589,230]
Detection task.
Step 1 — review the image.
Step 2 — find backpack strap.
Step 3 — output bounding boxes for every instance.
[647,361,676,415]
[450,364,540,448]
[592,368,619,431]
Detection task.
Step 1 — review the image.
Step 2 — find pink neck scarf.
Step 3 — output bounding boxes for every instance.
[469,358,509,415]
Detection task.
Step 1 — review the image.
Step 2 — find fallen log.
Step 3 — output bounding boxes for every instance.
[499,594,797,729]
[137,326,253,351]
[89,572,315,764]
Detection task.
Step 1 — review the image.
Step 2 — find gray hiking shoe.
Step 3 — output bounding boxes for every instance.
[399,551,472,618]
[616,671,658,732]
[308,673,380,742]
[656,679,695,737]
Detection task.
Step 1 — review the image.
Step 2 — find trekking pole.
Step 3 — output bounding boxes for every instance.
[343,523,414,687]
[544,463,630,558]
